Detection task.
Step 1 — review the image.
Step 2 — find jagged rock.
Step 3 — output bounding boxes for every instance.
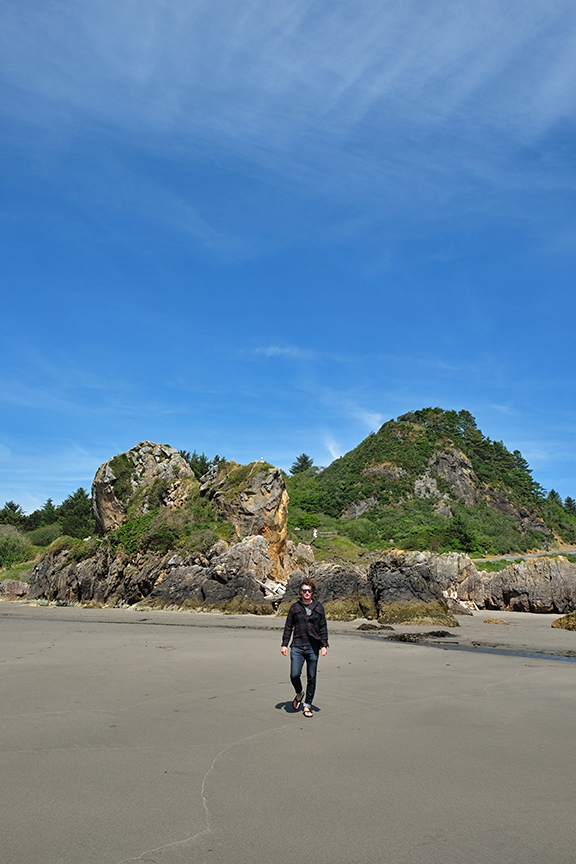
[429,449,478,506]
[341,497,378,519]
[277,563,377,620]
[200,463,288,579]
[368,550,460,626]
[484,491,550,543]
[204,535,274,584]
[208,538,230,558]
[144,536,274,613]
[28,545,170,606]
[458,556,576,613]
[284,541,314,574]
[92,442,195,533]
[0,579,29,599]
[27,535,277,613]
[369,550,472,605]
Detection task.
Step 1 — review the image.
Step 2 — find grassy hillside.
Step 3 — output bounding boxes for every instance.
[286,408,576,556]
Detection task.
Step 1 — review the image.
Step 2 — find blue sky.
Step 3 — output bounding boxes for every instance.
[1,0,576,512]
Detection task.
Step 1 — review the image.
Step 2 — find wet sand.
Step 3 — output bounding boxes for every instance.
[1,603,575,864]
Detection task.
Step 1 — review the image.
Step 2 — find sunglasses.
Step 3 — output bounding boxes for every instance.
[301,588,313,594]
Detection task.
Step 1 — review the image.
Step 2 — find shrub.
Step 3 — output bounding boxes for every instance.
[28,523,62,547]
[0,526,34,568]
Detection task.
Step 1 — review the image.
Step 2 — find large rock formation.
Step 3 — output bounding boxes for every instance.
[27,535,278,613]
[279,563,377,620]
[143,535,277,613]
[92,442,195,533]
[199,462,289,579]
[414,450,479,507]
[367,550,464,625]
[458,556,576,613]
[28,544,170,607]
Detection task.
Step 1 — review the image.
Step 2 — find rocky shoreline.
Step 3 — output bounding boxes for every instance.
[4,440,576,626]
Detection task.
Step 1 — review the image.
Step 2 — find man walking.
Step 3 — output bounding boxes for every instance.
[281,578,328,718]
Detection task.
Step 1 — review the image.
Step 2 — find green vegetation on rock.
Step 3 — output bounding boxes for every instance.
[377,601,459,627]
[551,611,576,630]
[286,408,576,555]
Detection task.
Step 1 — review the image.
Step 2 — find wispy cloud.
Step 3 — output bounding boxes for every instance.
[2,0,576,205]
[323,433,343,462]
[253,345,314,359]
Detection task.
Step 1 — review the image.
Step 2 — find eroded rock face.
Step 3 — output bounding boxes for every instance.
[27,534,277,613]
[92,442,195,533]
[279,563,376,620]
[200,464,289,579]
[28,545,170,607]
[430,450,478,506]
[458,556,576,613]
[369,550,446,607]
[341,497,378,519]
[147,535,275,612]
[367,550,475,625]
[484,490,550,542]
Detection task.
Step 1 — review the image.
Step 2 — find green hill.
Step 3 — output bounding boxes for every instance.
[286,408,576,556]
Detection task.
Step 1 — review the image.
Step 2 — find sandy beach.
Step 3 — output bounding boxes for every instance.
[1,603,575,864]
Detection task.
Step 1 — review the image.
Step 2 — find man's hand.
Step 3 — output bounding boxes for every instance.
[281,646,288,655]
[321,647,327,656]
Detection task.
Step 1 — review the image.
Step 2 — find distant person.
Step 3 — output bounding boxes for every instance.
[312,527,318,544]
[281,578,328,718]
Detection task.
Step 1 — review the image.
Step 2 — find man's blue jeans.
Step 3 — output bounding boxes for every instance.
[290,643,320,706]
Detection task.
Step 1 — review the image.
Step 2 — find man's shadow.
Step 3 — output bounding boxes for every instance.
[275,701,320,714]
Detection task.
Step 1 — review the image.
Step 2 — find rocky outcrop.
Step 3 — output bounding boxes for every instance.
[0,579,29,599]
[414,472,441,499]
[27,535,278,613]
[363,462,406,479]
[433,499,453,518]
[278,563,377,620]
[413,450,478,507]
[367,550,470,626]
[92,442,195,533]
[28,545,170,607]
[199,462,289,579]
[341,497,378,519]
[284,541,315,575]
[144,536,276,613]
[369,550,474,602]
[458,556,576,613]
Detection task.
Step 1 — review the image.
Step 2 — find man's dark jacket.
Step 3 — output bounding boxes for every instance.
[282,599,329,649]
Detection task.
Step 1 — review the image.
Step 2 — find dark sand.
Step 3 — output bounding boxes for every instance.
[1,603,575,864]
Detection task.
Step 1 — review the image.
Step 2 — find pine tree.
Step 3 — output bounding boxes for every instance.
[0,501,26,528]
[290,453,314,475]
[57,488,95,538]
